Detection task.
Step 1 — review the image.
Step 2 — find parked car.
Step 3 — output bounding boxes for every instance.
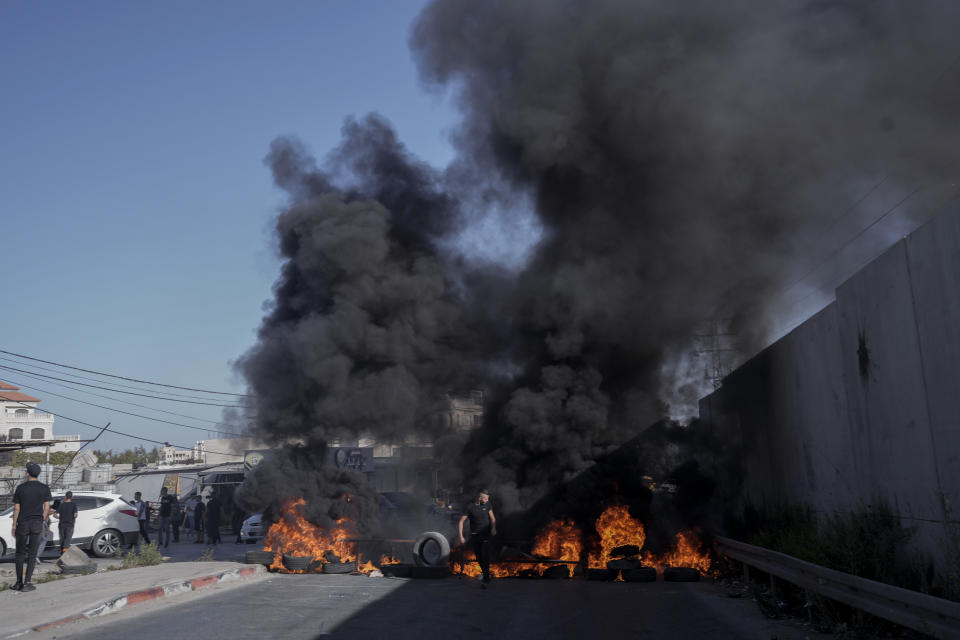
[0,491,140,558]
[240,512,265,544]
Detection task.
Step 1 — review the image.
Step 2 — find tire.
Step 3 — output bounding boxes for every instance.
[542,565,571,579]
[412,531,450,567]
[663,567,700,582]
[323,561,356,574]
[245,550,275,566]
[380,563,413,578]
[91,529,123,558]
[607,558,643,572]
[282,553,313,572]
[622,567,657,583]
[586,568,617,581]
[412,565,449,579]
[0,538,6,557]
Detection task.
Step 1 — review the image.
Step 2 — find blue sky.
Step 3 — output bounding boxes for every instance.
[0,1,461,452]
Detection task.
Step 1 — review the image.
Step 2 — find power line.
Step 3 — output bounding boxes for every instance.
[0,354,247,403]
[0,376,244,437]
[0,363,251,408]
[0,394,244,458]
[0,347,251,398]
[0,364,249,424]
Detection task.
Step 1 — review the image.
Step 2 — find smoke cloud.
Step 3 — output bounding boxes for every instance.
[238,1,960,525]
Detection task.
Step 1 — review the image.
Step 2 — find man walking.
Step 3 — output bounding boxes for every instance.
[133,491,151,545]
[206,495,222,545]
[10,462,52,592]
[53,491,78,555]
[193,497,205,543]
[157,487,175,549]
[458,489,497,585]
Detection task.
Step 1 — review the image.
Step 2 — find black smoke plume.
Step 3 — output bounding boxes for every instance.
[238,1,960,531]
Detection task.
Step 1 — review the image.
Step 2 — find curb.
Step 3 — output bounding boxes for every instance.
[3,565,265,639]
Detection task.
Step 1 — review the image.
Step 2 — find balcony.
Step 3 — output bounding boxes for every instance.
[4,412,55,422]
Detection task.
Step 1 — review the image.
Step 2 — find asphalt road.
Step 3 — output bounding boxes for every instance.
[42,573,824,640]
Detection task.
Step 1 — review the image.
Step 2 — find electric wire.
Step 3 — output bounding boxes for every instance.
[0,394,244,458]
[0,363,250,408]
[0,364,251,424]
[0,354,248,402]
[0,376,244,436]
[0,347,251,397]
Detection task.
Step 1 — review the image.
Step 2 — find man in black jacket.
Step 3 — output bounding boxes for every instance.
[10,462,52,592]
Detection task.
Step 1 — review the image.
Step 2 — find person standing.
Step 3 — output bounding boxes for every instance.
[184,495,196,533]
[10,462,52,592]
[193,497,206,543]
[157,487,175,549]
[171,495,182,543]
[206,495,222,545]
[53,491,78,555]
[457,489,497,585]
[133,491,151,545]
[232,507,246,544]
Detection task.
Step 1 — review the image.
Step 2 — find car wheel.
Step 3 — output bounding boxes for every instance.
[0,538,6,557]
[91,529,123,557]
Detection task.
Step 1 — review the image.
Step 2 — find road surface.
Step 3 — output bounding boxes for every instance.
[31,572,825,639]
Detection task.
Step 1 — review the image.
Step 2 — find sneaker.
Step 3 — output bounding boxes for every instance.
[10,581,23,591]
[482,576,491,584]
[21,583,36,592]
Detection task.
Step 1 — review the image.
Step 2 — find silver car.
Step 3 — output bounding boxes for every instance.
[239,512,265,544]
[0,491,140,558]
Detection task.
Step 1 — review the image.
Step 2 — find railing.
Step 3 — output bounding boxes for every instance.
[715,536,960,639]
[3,412,55,421]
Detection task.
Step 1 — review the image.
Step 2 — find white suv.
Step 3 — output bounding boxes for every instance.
[0,491,140,558]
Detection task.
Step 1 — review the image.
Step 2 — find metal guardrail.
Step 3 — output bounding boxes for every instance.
[715,536,960,639]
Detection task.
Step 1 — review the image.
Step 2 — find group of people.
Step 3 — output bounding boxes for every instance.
[130,490,244,547]
[8,462,76,592]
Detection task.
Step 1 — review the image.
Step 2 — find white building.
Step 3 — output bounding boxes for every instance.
[160,445,197,467]
[0,382,82,453]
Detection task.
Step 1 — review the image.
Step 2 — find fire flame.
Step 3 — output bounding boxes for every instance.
[450,517,582,579]
[644,530,712,574]
[588,504,646,569]
[263,498,357,573]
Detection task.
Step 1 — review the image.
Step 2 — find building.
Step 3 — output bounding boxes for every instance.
[160,445,196,467]
[0,382,82,453]
[444,389,484,431]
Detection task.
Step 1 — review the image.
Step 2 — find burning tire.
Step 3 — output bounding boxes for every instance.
[622,567,657,583]
[663,567,700,582]
[542,565,571,579]
[322,561,356,574]
[586,568,617,581]
[381,563,413,578]
[412,565,449,579]
[282,553,313,572]
[412,531,450,567]
[245,550,276,566]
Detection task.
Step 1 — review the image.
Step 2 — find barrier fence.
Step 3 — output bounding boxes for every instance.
[715,536,960,639]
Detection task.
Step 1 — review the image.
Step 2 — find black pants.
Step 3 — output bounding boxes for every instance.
[138,519,151,544]
[172,517,180,542]
[470,534,491,579]
[207,519,221,544]
[15,520,43,583]
[58,523,75,553]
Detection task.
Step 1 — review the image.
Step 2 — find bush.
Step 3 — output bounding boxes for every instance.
[121,542,163,568]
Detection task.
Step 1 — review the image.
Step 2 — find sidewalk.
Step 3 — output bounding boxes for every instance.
[0,559,266,638]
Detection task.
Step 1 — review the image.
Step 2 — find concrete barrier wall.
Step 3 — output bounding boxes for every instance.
[700,201,960,564]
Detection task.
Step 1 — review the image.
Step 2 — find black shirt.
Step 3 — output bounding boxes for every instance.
[57,501,79,525]
[13,480,52,521]
[159,494,175,517]
[465,501,492,536]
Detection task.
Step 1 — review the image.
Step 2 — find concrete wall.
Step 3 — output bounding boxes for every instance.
[700,200,960,564]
